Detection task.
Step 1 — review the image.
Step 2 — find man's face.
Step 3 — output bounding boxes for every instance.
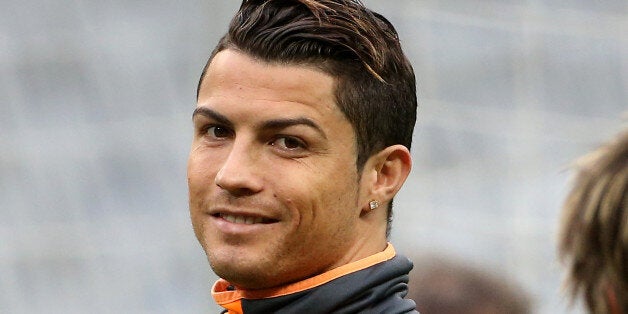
[188,49,370,289]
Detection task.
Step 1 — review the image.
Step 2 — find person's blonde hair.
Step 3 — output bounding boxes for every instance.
[559,128,628,313]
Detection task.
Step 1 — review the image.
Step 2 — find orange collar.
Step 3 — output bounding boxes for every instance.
[212,243,397,306]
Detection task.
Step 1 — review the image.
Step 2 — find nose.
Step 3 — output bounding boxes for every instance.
[214,139,264,196]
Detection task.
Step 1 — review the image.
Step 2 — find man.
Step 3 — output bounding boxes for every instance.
[188,0,417,312]
[558,129,628,314]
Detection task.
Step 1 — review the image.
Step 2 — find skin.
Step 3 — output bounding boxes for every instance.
[188,49,411,290]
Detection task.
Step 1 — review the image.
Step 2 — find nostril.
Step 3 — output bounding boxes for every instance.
[215,177,261,196]
[214,155,264,195]
[217,186,258,197]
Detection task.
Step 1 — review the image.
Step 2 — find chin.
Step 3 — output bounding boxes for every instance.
[209,250,267,285]
[212,264,273,289]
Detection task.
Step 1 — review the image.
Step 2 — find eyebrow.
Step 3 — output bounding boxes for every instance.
[261,118,327,139]
[192,107,327,139]
[192,107,233,128]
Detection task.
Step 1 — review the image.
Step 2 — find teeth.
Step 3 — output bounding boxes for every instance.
[221,214,266,225]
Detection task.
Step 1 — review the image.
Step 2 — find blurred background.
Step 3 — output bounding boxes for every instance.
[1,0,626,313]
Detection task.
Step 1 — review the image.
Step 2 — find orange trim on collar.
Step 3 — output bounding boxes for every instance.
[212,243,396,305]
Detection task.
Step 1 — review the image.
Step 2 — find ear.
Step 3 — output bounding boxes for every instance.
[360,145,412,214]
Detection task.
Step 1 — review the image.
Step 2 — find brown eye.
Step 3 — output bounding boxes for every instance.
[207,126,231,138]
[273,137,305,150]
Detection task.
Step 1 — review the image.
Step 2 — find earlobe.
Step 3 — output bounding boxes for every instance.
[363,145,412,207]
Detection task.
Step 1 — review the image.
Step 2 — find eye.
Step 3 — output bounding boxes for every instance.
[205,125,232,139]
[272,136,306,150]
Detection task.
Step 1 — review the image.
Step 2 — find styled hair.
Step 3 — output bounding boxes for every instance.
[558,129,628,314]
[197,0,417,235]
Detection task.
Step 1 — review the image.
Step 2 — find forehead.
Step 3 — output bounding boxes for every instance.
[198,50,339,116]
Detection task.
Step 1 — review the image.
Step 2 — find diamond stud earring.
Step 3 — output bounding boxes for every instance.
[369,200,379,210]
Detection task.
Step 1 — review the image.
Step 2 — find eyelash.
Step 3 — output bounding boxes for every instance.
[200,124,308,153]
[201,125,232,139]
[270,136,307,151]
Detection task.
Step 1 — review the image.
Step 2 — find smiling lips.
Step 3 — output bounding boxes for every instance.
[216,213,277,225]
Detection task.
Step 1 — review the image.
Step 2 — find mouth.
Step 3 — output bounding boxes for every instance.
[213,213,278,225]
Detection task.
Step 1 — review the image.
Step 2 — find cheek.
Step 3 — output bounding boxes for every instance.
[187,153,218,217]
[187,155,215,249]
[187,151,217,187]
[281,162,358,219]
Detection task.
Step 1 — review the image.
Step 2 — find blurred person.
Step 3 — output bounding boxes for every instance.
[408,256,531,314]
[558,128,628,314]
[187,0,418,312]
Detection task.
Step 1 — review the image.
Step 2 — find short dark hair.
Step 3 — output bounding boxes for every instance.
[408,256,531,314]
[197,0,417,234]
[558,129,628,314]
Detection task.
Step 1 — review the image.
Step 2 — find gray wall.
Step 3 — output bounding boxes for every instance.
[2,1,626,313]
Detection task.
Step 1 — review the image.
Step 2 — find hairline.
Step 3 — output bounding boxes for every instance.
[197,45,372,166]
[196,47,397,227]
